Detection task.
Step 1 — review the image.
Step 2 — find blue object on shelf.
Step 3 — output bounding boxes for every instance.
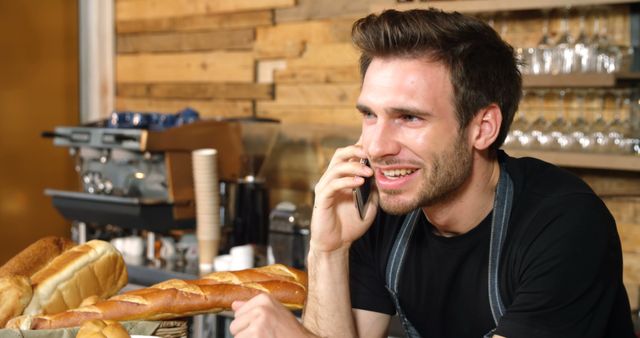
[107,108,200,130]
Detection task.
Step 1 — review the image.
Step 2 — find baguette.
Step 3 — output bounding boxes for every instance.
[23,240,128,316]
[0,236,75,327]
[10,264,307,330]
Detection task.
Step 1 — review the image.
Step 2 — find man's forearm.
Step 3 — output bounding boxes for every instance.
[303,247,357,338]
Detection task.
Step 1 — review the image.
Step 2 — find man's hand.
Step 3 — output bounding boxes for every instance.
[230,294,312,338]
[310,145,378,253]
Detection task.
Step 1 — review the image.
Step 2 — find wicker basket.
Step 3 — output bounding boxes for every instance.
[0,320,189,338]
[150,320,188,338]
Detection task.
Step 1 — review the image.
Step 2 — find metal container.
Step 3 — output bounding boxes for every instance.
[269,202,311,270]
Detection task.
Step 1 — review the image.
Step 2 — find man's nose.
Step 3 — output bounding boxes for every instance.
[364,121,400,160]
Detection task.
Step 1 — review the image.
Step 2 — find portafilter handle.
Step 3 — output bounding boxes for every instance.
[41,131,70,140]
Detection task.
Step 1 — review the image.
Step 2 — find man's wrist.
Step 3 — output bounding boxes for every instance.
[307,244,351,267]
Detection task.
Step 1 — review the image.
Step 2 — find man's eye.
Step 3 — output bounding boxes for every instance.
[401,115,420,122]
[361,111,376,119]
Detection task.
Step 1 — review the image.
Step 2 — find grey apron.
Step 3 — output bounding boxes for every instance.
[385,163,514,338]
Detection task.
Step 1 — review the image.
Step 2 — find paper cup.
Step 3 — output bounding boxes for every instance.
[230,244,254,271]
[192,149,221,270]
[198,239,219,274]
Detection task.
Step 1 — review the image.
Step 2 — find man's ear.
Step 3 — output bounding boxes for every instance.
[470,104,502,151]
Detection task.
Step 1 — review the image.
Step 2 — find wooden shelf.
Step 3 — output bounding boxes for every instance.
[371,0,640,14]
[505,148,640,172]
[522,73,640,88]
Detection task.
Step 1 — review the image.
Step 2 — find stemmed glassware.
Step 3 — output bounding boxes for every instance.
[552,7,575,74]
[526,89,551,148]
[531,9,554,75]
[573,8,591,73]
[607,89,632,152]
[547,89,573,149]
[506,90,532,148]
[589,89,611,152]
[571,89,591,150]
[504,87,640,155]
[516,6,633,75]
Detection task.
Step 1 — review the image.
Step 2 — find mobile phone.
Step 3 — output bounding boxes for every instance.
[353,158,372,220]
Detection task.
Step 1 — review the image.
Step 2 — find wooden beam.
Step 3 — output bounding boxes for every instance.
[272,43,361,83]
[115,96,253,118]
[604,197,640,225]
[275,66,360,84]
[254,19,353,58]
[623,252,640,284]
[254,40,305,59]
[117,82,273,100]
[257,60,288,84]
[371,0,640,14]
[287,43,360,68]
[117,29,255,53]
[275,0,379,23]
[116,52,255,83]
[116,10,272,34]
[618,223,640,254]
[506,149,640,172]
[270,84,360,106]
[256,103,362,127]
[117,0,295,21]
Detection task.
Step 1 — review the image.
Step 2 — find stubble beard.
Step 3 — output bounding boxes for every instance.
[378,132,473,215]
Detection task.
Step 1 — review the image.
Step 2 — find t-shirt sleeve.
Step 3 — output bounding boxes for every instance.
[349,221,396,315]
[494,194,632,338]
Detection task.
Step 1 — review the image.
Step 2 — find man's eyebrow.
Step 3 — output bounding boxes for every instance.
[356,104,432,117]
[388,107,432,117]
[355,103,371,114]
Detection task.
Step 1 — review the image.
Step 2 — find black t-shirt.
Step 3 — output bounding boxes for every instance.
[349,152,635,338]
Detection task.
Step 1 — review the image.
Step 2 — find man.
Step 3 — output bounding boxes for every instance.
[230,8,635,338]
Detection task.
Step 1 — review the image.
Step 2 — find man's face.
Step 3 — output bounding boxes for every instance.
[357,58,473,215]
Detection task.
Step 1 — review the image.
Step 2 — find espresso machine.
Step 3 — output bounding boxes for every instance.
[220,118,280,264]
[43,110,244,240]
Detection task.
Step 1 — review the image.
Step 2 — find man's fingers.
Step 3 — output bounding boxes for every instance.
[326,145,367,170]
[229,313,251,336]
[232,300,246,311]
[315,161,373,195]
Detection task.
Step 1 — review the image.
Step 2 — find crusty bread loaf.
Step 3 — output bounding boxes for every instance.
[10,264,307,330]
[76,319,130,338]
[0,275,32,327]
[22,240,128,316]
[0,236,75,327]
[0,236,75,278]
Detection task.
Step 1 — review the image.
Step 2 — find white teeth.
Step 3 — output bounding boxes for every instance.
[382,169,416,178]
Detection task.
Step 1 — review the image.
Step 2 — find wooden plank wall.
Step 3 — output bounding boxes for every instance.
[114,0,639,308]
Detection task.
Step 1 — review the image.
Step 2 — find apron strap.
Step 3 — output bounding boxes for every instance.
[384,161,514,338]
[488,163,514,323]
[385,209,422,338]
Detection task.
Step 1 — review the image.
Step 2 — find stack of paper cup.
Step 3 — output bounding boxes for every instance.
[192,148,221,274]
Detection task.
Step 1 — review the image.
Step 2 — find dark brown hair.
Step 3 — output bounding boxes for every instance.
[352,8,522,150]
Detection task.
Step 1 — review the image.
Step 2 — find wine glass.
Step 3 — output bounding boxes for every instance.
[590,89,611,152]
[552,7,575,74]
[526,89,551,149]
[573,7,592,73]
[570,89,591,150]
[506,90,532,148]
[593,7,622,73]
[547,89,573,149]
[532,9,554,75]
[607,88,632,152]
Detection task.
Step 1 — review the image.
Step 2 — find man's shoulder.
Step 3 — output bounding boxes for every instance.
[502,151,615,241]
[502,151,595,198]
